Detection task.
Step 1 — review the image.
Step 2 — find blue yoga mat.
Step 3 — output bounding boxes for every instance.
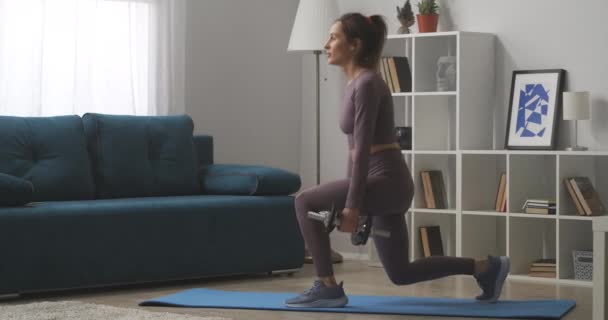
[140,288,576,319]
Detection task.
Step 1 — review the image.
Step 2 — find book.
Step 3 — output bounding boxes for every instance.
[531,258,556,267]
[392,56,412,93]
[420,225,444,257]
[381,58,394,92]
[420,170,447,209]
[525,207,556,215]
[387,57,401,93]
[495,172,506,211]
[421,171,435,209]
[564,178,585,215]
[569,177,606,216]
[429,170,446,209]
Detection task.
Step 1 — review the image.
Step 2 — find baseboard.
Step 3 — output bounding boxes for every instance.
[339,251,370,261]
[0,293,20,300]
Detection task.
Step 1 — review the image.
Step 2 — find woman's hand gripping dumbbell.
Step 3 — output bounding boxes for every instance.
[307,205,390,245]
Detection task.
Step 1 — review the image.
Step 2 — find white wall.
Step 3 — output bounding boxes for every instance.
[185,0,301,172]
[303,0,608,256]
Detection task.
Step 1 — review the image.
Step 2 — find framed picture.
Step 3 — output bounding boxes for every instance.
[505,69,566,150]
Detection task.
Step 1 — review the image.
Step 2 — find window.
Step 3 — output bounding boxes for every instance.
[0,0,182,116]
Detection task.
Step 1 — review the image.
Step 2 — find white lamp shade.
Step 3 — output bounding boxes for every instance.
[563,91,590,120]
[287,0,339,52]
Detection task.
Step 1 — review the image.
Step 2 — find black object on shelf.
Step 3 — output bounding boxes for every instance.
[395,126,412,150]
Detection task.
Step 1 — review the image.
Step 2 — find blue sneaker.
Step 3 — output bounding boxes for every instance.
[475,255,510,303]
[284,280,348,308]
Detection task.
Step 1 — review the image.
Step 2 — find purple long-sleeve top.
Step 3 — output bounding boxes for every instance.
[340,69,396,210]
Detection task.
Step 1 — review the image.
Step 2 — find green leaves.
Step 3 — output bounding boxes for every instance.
[417,0,439,15]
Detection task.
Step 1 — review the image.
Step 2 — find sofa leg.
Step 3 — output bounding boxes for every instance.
[268,268,301,276]
[0,293,21,300]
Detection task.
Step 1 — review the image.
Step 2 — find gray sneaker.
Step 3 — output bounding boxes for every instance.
[474,255,510,303]
[284,280,349,308]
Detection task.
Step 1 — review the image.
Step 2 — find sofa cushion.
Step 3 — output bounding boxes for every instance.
[0,173,34,206]
[0,195,303,293]
[82,113,201,199]
[200,164,301,196]
[0,115,95,201]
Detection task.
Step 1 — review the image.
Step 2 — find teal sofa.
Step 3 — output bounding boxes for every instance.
[0,113,304,295]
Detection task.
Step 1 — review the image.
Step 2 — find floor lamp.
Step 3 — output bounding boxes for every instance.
[288,0,342,263]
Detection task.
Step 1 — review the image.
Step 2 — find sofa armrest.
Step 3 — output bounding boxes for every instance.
[0,173,34,206]
[200,164,301,196]
[193,135,213,166]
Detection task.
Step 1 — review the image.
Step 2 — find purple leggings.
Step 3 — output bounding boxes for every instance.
[295,149,474,284]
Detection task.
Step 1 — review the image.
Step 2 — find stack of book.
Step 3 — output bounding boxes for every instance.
[379,56,412,93]
[494,172,507,212]
[529,258,556,278]
[522,199,556,215]
[420,170,446,209]
[564,176,606,216]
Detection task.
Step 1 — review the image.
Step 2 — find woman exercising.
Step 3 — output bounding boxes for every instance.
[285,13,510,308]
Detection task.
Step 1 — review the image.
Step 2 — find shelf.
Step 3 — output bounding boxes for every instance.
[411,211,456,259]
[558,278,593,287]
[392,91,457,97]
[413,208,458,215]
[462,153,506,212]
[558,215,594,221]
[461,150,508,155]
[413,95,457,151]
[509,213,557,219]
[406,150,457,155]
[387,31,460,39]
[508,274,557,282]
[462,210,506,217]
[461,214,506,259]
[462,150,608,155]
[385,31,600,287]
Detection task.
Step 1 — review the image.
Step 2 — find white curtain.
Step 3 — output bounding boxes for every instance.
[0,0,185,117]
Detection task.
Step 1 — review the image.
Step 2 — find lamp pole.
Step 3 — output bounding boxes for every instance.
[315,50,321,184]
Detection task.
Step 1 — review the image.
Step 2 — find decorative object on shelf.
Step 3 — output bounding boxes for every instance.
[396,0,415,34]
[395,126,412,150]
[505,69,566,150]
[572,250,593,281]
[436,56,457,91]
[416,0,439,33]
[562,91,590,151]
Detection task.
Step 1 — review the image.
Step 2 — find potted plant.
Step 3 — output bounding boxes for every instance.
[416,0,439,33]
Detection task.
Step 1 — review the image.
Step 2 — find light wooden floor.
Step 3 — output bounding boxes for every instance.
[4,260,589,319]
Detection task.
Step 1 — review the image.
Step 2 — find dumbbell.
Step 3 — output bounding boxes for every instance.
[307,207,391,246]
[351,215,391,246]
[307,205,340,233]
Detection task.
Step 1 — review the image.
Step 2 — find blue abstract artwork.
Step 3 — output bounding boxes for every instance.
[515,84,550,138]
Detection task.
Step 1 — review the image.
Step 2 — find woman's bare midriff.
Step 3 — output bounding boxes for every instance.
[350,142,400,157]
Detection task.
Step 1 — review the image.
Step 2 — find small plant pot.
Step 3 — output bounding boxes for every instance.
[417,14,439,33]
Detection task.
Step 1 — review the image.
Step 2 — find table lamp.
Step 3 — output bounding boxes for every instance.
[563,91,590,151]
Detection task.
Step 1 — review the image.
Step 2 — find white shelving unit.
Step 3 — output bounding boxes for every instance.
[377,31,604,287]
